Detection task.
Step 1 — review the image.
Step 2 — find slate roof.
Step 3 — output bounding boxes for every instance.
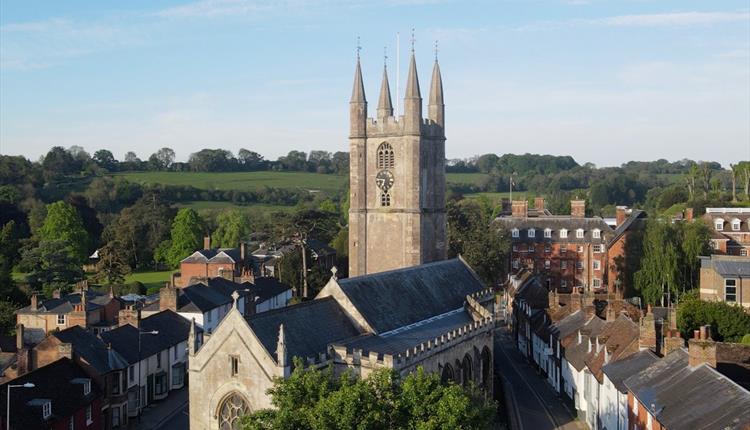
[336,309,473,356]
[495,216,613,244]
[0,358,101,430]
[181,248,242,264]
[101,310,200,364]
[514,276,549,310]
[700,255,750,278]
[334,258,485,334]
[144,278,253,314]
[602,349,659,392]
[16,291,107,314]
[549,310,587,341]
[245,297,362,363]
[249,277,292,303]
[306,239,336,257]
[608,210,646,245]
[624,349,750,429]
[52,326,128,374]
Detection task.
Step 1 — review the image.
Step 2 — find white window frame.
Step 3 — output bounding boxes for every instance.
[83,380,91,395]
[732,219,741,231]
[512,228,519,238]
[592,229,601,239]
[576,229,584,238]
[725,279,737,302]
[86,405,93,425]
[593,278,601,288]
[545,260,551,270]
[561,279,567,289]
[561,246,567,254]
[560,229,568,239]
[512,259,520,269]
[741,249,748,257]
[593,260,601,271]
[576,261,583,270]
[577,245,584,253]
[715,218,724,231]
[593,244,604,253]
[528,244,534,253]
[528,228,536,238]
[544,245,551,254]
[561,261,567,270]
[43,401,52,419]
[512,244,518,252]
[544,228,552,238]
[57,314,66,326]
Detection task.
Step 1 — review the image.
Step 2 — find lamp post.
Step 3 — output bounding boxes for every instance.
[7,382,34,430]
[137,330,158,417]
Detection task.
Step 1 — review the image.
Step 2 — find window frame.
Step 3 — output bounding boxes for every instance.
[592,278,601,288]
[593,260,601,271]
[57,314,66,326]
[714,218,724,231]
[512,228,519,238]
[43,401,52,419]
[561,260,567,270]
[725,279,737,302]
[576,229,584,238]
[560,229,568,239]
[731,219,741,231]
[592,229,601,239]
[528,228,535,238]
[544,228,552,238]
[230,355,239,377]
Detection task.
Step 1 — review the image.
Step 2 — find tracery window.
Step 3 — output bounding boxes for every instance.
[380,192,391,207]
[218,392,249,430]
[377,142,395,169]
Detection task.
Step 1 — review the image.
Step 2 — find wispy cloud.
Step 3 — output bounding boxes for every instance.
[589,11,750,27]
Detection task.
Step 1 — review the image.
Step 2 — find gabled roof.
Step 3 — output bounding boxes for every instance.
[0,358,101,430]
[249,277,292,303]
[602,349,659,392]
[245,297,361,364]
[51,326,128,374]
[101,310,200,364]
[608,210,646,245]
[181,248,242,264]
[514,276,549,310]
[333,258,485,334]
[16,291,106,315]
[305,239,336,258]
[549,310,587,341]
[624,349,750,429]
[495,216,613,244]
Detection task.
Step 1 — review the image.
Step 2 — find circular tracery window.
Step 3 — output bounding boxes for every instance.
[218,392,249,430]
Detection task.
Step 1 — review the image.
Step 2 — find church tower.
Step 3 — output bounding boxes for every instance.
[348,48,447,276]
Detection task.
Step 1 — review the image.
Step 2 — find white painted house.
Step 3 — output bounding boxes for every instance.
[600,350,657,430]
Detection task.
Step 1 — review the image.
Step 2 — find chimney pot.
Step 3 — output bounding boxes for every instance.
[693,329,700,339]
[616,206,628,227]
[204,235,211,250]
[511,200,528,218]
[699,325,708,340]
[30,294,38,311]
[534,197,545,212]
[571,200,586,218]
[685,208,694,221]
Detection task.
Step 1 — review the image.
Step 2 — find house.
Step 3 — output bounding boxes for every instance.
[623,334,750,430]
[246,277,293,314]
[0,357,104,430]
[101,310,202,419]
[16,285,122,345]
[304,238,337,269]
[699,255,750,309]
[188,258,495,430]
[175,237,253,287]
[0,335,18,384]
[600,350,658,430]
[703,207,750,256]
[23,326,130,429]
[496,199,644,294]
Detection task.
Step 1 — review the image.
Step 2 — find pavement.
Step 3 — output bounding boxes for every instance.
[494,328,588,430]
[130,387,189,430]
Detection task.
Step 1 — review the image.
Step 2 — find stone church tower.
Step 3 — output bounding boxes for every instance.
[348,49,447,276]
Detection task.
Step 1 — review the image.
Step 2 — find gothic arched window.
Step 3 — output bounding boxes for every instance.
[441,363,455,384]
[377,142,395,169]
[218,392,249,430]
[380,192,391,207]
[462,354,473,387]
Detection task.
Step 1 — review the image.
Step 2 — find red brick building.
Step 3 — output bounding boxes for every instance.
[703,207,750,256]
[496,199,645,294]
[176,237,253,287]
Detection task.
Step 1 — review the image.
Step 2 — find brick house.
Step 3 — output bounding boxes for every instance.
[496,199,644,294]
[703,207,750,256]
[175,237,253,287]
[699,255,750,309]
[0,357,104,430]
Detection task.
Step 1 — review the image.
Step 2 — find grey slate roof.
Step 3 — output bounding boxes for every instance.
[609,210,646,245]
[249,277,292,303]
[52,326,128,374]
[144,277,253,314]
[514,276,549,310]
[334,258,485,334]
[495,216,613,244]
[602,349,658,392]
[16,291,106,314]
[624,349,750,429]
[700,256,750,278]
[181,248,242,264]
[245,297,362,363]
[549,310,587,340]
[336,309,473,356]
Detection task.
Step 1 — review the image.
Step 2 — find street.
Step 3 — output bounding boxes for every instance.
[494,329,587,430]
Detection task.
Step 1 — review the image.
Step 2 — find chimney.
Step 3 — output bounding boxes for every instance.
[639,311,656,352]
[52,289,61,299]
[118,305,141,328]
[571,200,586,218]
[663,330,683,356]
[685,208,694,222]
[30,294,38,311]
[501,198,511,214]
[688,325,717,368]
[203,235,211,250]
[15,324,24,351]
[240,242,247,263]
[699,325,708,340]
[108,285,114,299]
[606,304,616,322]
[534,197,545,212]
[511,200,528,218]
[58,343,73,360]
[616,206,628,227]
[160,284,178,312]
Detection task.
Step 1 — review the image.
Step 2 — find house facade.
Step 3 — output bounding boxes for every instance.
[699,255,750,309]
[703,207,750,256]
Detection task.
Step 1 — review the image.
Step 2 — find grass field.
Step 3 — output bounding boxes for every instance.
[174,201,295,215]
[124,270,172,291]
[445,172,490,185]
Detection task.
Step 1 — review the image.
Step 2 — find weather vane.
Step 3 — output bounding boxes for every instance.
[384,46,388,67]
[434,40,439,61]
[410,28,416,52]
[356,36,361,59]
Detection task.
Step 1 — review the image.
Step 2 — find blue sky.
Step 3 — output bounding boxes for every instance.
[1,1,748,167]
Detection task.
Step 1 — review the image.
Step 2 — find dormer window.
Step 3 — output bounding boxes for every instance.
[576,229,584,238]
[732,219,741,231]
[715,218,724,231]
[43,401,52,419]
[512,228,519,238]
[592,229,601,239]
[528,228,535,238]
[83,380,91,395]
[544,228,552,238]
[560,229,568,239]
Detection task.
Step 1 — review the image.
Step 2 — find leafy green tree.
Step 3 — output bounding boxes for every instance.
[241,361,494,430]
[92,243,131,285]
[677,292,750,342]
[20,239,85,296]
[167,208,205,268]
[93,149,118,171]
[38,201,90,263]
[212,210,250,248]
[677,220,710,291]
[0,301,20,336]
[634,221,679,305]
[447,200,510,286]
[0,221,23,302]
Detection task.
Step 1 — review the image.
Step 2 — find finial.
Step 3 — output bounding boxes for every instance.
[356,36,361,59]
[231,290,240,309]
[384,46,388,68]
[331,266,338,280]
[410,28,415,53]
[434,40,438,62]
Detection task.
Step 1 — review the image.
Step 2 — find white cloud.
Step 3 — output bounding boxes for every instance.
[590,11,750,27]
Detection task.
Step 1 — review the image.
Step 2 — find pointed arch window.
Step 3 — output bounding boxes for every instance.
[217,392,249,430]
[377,142,395,169]
[380,192,391,207]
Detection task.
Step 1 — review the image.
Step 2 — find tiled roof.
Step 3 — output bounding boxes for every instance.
[0,358,101,430]
[602,349,659,392]
[495,216,613,244]
[334,258,485,334]
[16,290,107,314]
[514,276,549,310]
[549,310,587,341]
[700,255,750,278]
[245,297,361,364]
[52,326,128,374]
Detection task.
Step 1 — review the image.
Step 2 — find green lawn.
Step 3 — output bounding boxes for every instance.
[113,171,348,193]
[446,172,489,185]
[124,270,173,291]
[174,201,295,215]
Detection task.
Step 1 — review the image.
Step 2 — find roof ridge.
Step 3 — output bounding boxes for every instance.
[245,296,336,322]
[339,258,463,283]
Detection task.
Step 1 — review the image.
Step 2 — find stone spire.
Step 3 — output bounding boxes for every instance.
[349,56,367,138]
[403,51,422,134]
[428,56,444,130]
[188,317,197,356]
[376,65,393,121]
[276,324,287,368]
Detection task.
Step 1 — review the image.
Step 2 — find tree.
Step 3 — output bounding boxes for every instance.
[124,151,140,163]
[447,200,509,286]
[167,208,205,268]
[93,149,118,171]
[93,243,131,286]
[634,221,679,305]
[155,147,176,170]
[19,239,85,297]
[238,149,266,170]
[677,221,710,291]
[38,201,90,263]
[241,362,494,430]
[212,210,250,248]
[0,301,20,336]
[677,292,750,342]
[0,221,24,303]
[42,146,78,179]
